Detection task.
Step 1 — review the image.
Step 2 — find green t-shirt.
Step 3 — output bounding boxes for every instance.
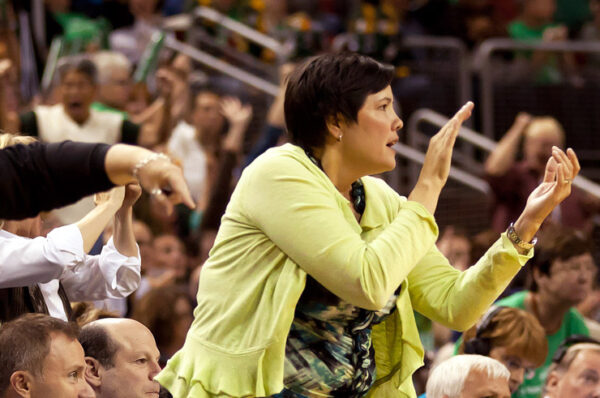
[507,20,557,41]
[90,102,130,120]
[495,291,589,398]
[507,21,564,84]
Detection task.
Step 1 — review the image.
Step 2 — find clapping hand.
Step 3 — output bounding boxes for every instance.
[94,186,126,210]
[517,147,580,237]
[409,101,474,214]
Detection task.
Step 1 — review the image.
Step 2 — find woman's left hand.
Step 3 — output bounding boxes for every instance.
[514,147,580,241]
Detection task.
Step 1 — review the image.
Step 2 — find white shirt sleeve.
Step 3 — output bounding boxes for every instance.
[0,225,85,288]
[60,236,141,301]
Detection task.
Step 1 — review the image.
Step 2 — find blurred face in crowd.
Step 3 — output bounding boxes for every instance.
[489,346,536,393]
[192,92,225,146]
[459,368,511,398]
[523,122,564,173]
[539,253,596,306]
[545,348,600,398]
[129,0,159,19]
[172,296,193,354]
[61,70,96,125]
[523,0,556,23]
[153,234,187,279]
[27,333,94,398]
[99,67,132,111]
[133,221,154,272]
[88,320,161,398]
[440,234,471,272]
[45,0,71,13]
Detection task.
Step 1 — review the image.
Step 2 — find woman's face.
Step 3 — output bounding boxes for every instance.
[339,85,402,176]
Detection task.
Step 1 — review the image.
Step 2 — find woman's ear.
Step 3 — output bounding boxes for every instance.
[325,114,344,143]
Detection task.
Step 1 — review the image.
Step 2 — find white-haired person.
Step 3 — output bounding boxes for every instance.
[426,355,511,398]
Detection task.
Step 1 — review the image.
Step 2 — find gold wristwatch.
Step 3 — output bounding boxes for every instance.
[506,222,537,250]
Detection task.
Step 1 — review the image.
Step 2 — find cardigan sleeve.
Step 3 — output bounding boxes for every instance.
[243,153,439,311]
[0,141,113,220]
[407,234,533,331]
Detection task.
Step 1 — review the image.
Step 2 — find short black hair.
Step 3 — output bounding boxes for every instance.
[79,323,120,369]
[284,52,395,151]
[58,58,98,85]
[529,230,594,292]
[0,314,79,395]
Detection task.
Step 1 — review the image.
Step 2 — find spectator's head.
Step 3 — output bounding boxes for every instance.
[521,0,557,25]
[129,0,162,19]
[437,226,472,271]
[426,354,511,398]
[192,90,225,148]
[460,306,548,392]
[93,52,133,111]
[523,116,565,173]
[530,231,596,307]
[132,286,193,364]
[132,220,154,273]
[79,318,161,398]
[45,0,71,13]
[284,52,401,175]
[0,313,93,398]
[153,234,187,280]
[58,59,98,125]
[0,134,40,235]
[544,337,600,398]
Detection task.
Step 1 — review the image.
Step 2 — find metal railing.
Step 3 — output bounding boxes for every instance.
[193,6,291,60]
[163,34,279,97]
[475,38,600,139]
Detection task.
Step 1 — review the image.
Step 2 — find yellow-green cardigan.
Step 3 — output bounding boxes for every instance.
[157,144,532,397]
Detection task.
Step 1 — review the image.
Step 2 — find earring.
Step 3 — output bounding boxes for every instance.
[337,134,342,142]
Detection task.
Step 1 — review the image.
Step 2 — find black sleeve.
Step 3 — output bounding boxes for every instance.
[0,141,114,220]
[18,111,39,137]
[120,120,140,145]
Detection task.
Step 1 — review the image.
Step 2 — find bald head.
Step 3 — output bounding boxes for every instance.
[79,319,161,398]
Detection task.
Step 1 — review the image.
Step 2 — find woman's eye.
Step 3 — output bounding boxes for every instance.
[379,104,387,110]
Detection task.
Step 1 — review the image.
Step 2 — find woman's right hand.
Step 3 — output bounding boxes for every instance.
[409,102,474,214]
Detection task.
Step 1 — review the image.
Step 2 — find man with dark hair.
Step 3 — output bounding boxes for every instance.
[0,313,94,398]
[494,231,596,398]
[79,318,162,398]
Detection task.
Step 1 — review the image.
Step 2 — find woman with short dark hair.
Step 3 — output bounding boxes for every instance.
[157,52,580,397]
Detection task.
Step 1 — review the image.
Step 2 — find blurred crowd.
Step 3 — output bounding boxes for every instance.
[1,0,600,398]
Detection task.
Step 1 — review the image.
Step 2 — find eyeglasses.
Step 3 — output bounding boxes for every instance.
[502,356,536,380]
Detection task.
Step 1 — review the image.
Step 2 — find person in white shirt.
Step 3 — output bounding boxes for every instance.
[0,183,141,322]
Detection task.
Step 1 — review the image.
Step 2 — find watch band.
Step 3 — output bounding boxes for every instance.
[506,222,537,250]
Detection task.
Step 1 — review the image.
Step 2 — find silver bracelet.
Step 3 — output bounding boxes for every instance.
[132,153,171,179]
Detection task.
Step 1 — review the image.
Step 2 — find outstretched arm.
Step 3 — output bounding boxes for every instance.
[1,141,194,220]
[484,113,531,176]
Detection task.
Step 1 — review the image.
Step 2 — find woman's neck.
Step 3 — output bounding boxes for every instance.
[315,145,358,198]
[528,291,570,335]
